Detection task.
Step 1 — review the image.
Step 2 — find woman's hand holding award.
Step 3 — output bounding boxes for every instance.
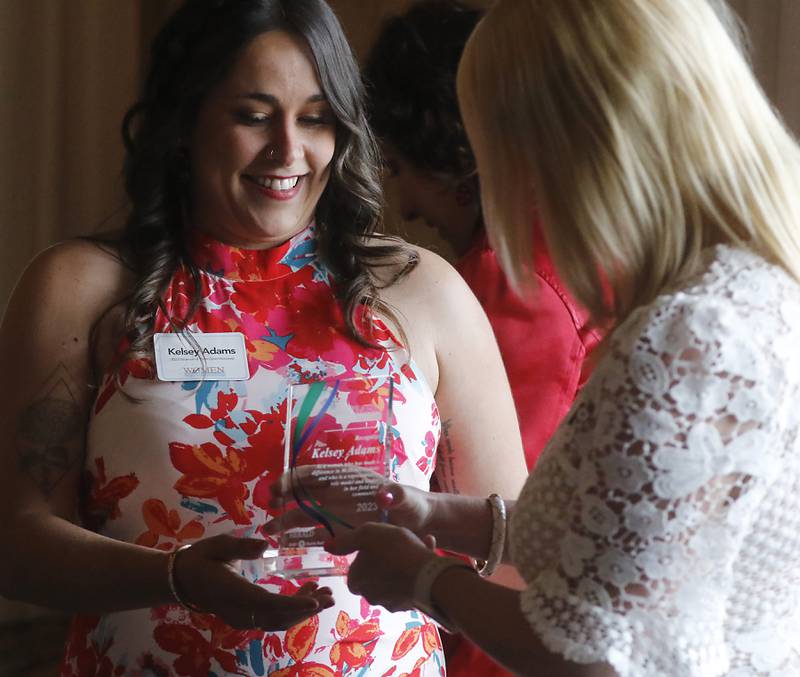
[265,375,395,578]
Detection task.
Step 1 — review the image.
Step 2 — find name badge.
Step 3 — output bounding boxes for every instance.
[153,332,250,381]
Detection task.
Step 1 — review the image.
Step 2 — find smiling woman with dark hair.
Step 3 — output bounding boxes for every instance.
[0,1,526,674]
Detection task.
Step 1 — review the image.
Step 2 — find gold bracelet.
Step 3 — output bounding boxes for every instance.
[167,544,204,612]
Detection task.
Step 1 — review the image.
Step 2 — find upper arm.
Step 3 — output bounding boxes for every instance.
[0,240,127,523]
[382,248,527,500]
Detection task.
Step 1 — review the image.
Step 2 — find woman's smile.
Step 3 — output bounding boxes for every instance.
[243,173,305,201]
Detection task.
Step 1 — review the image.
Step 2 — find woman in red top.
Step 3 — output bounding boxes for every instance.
[365,2,599,674]
[365,0,599,473]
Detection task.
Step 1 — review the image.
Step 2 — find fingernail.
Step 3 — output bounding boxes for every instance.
[376,488,394,507]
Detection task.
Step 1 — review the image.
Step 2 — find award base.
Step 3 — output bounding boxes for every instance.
[238,537,352,581]
[262,546,353,580]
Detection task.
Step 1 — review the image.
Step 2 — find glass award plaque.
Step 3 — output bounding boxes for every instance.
[264,375,394,579]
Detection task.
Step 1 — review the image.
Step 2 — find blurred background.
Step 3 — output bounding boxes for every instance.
[0,0,798,674]
[1,0,800,315]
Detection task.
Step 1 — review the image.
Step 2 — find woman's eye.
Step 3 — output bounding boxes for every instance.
[300,114,334,127]
[236,111,270,125]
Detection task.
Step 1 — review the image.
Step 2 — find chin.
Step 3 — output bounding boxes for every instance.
[255,219,309,239]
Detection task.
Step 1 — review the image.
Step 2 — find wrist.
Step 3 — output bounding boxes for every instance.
[416,487,440,535]
[167,544,204,612]
[131,545,183,610]
[412,555,476,632]
[141,546,177,608]
[419,493,494,559]
[420,488,457,537]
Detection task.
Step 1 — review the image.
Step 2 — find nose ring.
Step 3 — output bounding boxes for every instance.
[267,147,277,159]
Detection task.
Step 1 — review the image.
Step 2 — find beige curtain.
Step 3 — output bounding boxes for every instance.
[729,0,800,136]
[0,0,141,317]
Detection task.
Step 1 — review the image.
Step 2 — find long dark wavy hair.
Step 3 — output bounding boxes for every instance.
[364,0,484,184]
[115,0,416,377]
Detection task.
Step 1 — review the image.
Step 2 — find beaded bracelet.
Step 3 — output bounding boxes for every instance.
[167,544,204,612]
[475,494,507,577]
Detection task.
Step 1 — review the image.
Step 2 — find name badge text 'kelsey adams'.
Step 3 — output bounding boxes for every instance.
[153,332,250,382]
[166,346,237,356]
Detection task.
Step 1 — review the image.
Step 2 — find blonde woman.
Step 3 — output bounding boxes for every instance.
[277,0,800,674]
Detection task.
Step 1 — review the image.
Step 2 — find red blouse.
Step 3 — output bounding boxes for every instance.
[456,226,599,470]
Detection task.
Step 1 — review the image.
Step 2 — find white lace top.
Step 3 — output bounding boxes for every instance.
[510,245,800,676]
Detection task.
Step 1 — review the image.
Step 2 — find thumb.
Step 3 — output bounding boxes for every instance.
[323,527,363,556]
[204,534,268,561]
[422,534,437,550]
[276,590,321,611]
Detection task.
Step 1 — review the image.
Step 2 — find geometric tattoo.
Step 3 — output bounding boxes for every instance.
[16,364,84,497]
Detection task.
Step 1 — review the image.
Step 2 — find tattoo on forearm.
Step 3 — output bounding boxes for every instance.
[16,365,84,497]
[437,418,460,494]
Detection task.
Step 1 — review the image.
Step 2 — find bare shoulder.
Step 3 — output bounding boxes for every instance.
[369,240,487,393]
[378,243,480,328]
[2,238,134,380]
[369,237,464,298]
[23,237,130,293]
[9,238,132,322]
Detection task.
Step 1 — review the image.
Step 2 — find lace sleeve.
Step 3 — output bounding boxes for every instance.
[510,280,794,676]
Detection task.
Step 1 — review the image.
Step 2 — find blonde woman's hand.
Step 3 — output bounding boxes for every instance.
[325,523,436,612]
[171,534,334,630]
[264,465,434,538]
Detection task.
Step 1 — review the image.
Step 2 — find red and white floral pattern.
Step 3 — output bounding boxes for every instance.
[61,225,444,677]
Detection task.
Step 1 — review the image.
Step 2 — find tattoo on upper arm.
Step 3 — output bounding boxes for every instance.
[437,418,460,494]
[16,364,85,497]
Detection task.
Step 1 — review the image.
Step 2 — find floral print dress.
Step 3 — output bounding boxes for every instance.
[60,225,445,677]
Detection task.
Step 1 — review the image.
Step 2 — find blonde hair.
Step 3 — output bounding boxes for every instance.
[458,0,800,324]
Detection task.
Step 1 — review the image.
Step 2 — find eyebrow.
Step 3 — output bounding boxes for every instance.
[237,92,328,105]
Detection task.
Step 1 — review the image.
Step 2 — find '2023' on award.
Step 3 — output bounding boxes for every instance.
[264,375,394,578]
